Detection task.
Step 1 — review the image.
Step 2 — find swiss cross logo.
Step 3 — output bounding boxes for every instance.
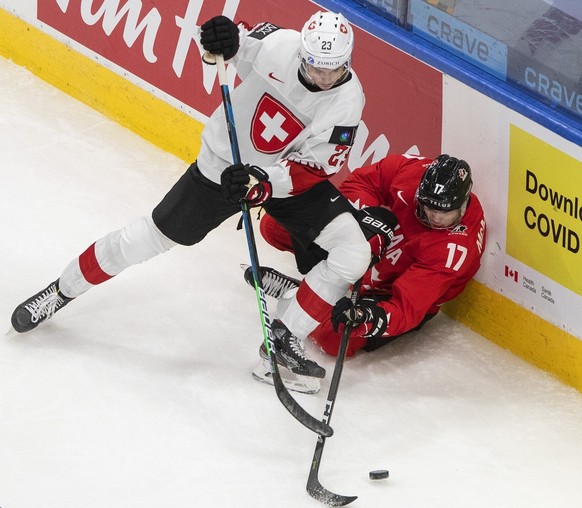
[504,265,519,283]
[251,94,305,154]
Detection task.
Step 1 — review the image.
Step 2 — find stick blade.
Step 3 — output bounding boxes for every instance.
[307,481,358,506]
[271,366,333,437]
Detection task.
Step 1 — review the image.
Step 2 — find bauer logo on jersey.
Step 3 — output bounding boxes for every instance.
[251,94,305,154]
[329,125,358,146]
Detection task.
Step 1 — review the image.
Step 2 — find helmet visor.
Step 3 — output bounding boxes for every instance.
[299,61,349,90]
[418,204,463,229]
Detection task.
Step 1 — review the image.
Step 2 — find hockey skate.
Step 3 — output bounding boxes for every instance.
[252,319,324,395]
[11,280,73,333]
[252,356,321,394]
[241,264,300,300]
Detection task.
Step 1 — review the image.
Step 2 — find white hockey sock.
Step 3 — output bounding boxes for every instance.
[59,216,177,297]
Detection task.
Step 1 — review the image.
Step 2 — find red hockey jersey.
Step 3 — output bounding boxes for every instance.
[311,154,486,355]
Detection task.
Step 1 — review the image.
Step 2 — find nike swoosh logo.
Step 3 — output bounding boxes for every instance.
[397,190,408,205]
[331,196,340,202]
[268,72,284,83]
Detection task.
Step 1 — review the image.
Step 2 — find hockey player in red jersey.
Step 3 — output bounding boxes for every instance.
[11,11,370,379]
[250,154,486,360]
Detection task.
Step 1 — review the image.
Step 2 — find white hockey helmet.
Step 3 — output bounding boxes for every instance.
[299,11,354,84]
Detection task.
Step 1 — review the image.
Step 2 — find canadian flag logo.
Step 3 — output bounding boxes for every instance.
[504,265,519,283]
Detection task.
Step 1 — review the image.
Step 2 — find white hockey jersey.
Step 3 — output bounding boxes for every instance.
[196,22,365,198]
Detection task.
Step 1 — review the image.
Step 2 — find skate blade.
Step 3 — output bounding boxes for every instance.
[252,359,320,395]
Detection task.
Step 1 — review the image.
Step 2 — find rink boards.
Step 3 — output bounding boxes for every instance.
[1,1,582,393]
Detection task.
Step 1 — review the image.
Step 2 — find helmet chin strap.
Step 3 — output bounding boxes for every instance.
[328,66,350,86]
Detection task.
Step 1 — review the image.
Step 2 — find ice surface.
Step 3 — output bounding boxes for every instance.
[1,57,582,508]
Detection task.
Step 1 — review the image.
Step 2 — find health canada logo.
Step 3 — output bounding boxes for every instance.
[504,265,518,283]
[504,265,556,304]
[523,169,580,254]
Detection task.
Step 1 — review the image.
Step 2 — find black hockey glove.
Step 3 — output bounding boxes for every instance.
[221,163,273,207]
[355,207,398,264]
[331,296,388,339]
[200,16,239,61]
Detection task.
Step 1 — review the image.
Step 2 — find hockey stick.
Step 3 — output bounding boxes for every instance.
[213,53,333,438]
[306,279,363,506]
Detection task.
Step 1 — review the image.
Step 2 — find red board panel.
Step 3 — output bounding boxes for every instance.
[38,0,442,166]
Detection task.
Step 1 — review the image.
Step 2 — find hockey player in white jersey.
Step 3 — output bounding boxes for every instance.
[11,11,370,384]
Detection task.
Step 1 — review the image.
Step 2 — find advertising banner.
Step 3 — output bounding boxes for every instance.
[36,0,442,169]
[409,0,508,79]
[503,124,582,335]
[507,48,582,123]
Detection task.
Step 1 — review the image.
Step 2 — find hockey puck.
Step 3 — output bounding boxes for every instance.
[369,469,389,480]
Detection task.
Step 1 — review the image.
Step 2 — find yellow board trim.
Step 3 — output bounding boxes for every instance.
[2,8,581,393]
[0,8,202,163]
[443,280,582,392]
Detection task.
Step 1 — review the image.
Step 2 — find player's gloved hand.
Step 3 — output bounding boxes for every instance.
[355,207,398,264]
[200,16,239,61]
[331,296,388,339]
[221,163,272,206]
